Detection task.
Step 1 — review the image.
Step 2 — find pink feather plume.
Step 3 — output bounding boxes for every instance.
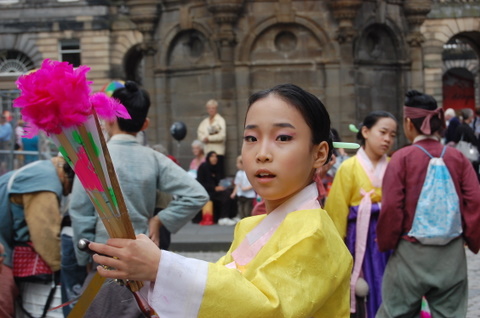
[14,59,130,137]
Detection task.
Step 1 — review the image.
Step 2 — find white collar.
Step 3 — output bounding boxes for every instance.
[109,134,138,142]
[413,135,439,143]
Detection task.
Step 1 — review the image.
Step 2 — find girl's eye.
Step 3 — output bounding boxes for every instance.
[244,135,257,142]
[277,135,292,142]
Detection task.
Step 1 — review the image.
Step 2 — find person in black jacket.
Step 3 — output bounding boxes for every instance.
[196,151,237,225]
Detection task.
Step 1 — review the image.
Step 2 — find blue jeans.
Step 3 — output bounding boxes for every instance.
[60,232,87,317]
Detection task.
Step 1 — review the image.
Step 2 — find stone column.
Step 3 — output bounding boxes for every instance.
[328,0,362,134]
[207,0,245,175]
[206,0,245,100]
[404,0,433,92]
[125,0,161,143]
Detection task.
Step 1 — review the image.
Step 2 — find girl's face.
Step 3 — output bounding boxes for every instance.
[242,94,328,212]
[362,117,397,160]
[208,153,218,165]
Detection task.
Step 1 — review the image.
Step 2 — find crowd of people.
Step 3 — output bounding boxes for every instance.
[0,81,480,318]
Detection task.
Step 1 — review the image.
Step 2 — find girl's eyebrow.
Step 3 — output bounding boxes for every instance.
[244,124,258,130]
[275,123,295,129]
[244,123,295,130]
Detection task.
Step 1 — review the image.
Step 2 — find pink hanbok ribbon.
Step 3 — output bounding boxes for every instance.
[349,148,388,313]
[350,188,374,312]
[226,183,320,270]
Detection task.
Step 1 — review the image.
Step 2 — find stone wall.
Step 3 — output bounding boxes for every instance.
[1,0,479,175]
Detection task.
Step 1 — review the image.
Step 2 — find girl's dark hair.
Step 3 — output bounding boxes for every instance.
[404,90,444,134]
[247,83,333,164]
[357,111,398,145]
[112,81,151,133]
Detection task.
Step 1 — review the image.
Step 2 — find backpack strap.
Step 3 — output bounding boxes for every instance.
[413,144,447,159]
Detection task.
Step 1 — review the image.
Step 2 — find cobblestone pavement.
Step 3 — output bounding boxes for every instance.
[467,249,480,318]
[175,249,480,317]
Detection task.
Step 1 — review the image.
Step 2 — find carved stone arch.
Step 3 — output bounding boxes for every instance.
[442,32,480,74]
[0,50,35,75]
[110,30,143,79]
[0,34,42,67]
[354,22,405,63]
[422,17,479,50]
[441,32,480,110]
[159,23,218,68]
[421,17,480,107]
[237,16,335,63]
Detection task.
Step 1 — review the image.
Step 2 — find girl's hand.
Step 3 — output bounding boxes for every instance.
[89,234,160,282]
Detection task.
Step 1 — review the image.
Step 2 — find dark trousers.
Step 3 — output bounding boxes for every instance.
[211,188,236,222]
[60,233,87,317]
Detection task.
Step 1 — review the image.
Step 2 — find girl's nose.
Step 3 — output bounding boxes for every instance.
[256,152,272,163]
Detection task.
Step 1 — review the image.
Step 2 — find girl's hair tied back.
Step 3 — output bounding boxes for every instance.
[124,81,139,93]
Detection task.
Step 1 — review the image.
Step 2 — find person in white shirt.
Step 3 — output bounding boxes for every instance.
[197,99,226,175]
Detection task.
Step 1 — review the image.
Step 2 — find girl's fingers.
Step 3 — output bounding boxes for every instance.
[89,241,118,258]
[92,253,120,268]
[96,265,128,280]
[105,238,134,248]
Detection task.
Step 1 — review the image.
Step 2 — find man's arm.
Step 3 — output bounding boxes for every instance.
[155,154,209,233]
[206,116,226,144]
[197,119,209,143]
[377,154,406,252]
[22,192,62,271]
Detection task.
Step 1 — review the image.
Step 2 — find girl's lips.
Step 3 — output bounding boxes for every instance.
[255,170,276,183]
[255,169,275,177]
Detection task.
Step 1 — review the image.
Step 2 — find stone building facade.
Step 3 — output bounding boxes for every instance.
[0,0,479,175]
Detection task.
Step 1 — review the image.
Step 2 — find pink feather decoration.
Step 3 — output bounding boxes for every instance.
[90,92,130,121]
[14,59,130,137]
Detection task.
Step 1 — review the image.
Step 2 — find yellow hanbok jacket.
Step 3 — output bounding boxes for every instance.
[324,155,384,239]
[147,184,352,318]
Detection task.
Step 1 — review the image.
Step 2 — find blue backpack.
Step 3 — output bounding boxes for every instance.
[407,145,462,245]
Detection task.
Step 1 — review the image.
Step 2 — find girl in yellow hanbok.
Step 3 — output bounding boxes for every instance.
[325,111,397,318]
[89,83,352,317]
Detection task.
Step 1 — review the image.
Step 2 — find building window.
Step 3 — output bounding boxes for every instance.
[60,39,81,67]
[0,50,35,76]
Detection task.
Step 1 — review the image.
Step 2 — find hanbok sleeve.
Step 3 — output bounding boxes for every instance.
[324,160,354,238]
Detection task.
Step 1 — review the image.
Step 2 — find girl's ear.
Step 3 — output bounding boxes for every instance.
[312,141,330,169]
[361,125,369,141]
